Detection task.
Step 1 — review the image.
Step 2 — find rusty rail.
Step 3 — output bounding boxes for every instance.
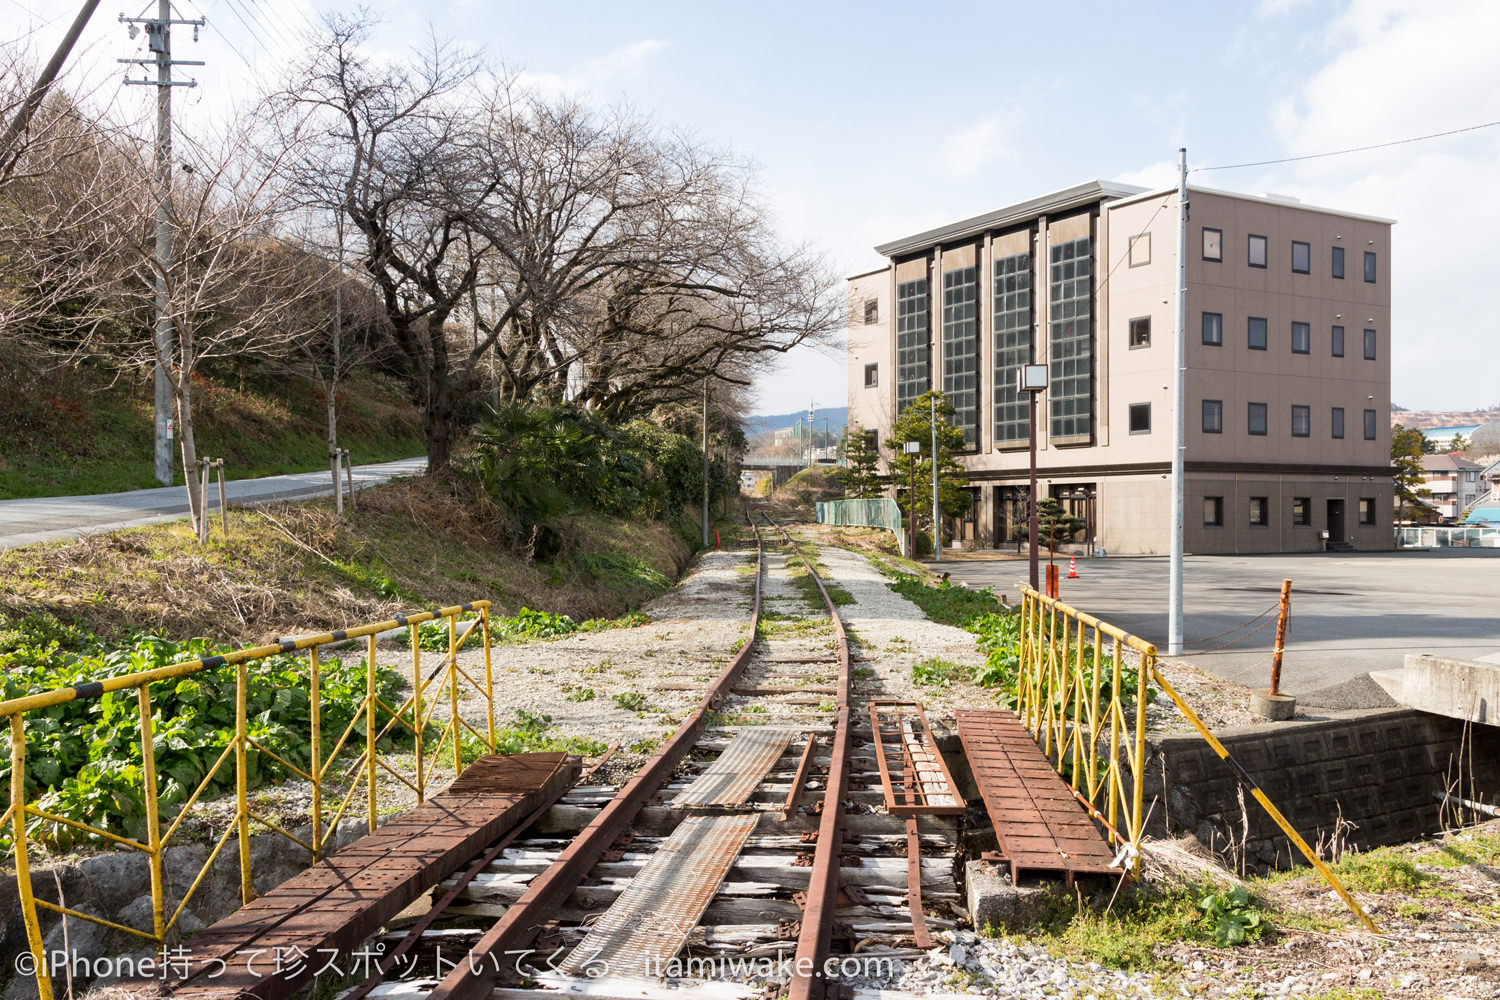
[423,515,766,1000]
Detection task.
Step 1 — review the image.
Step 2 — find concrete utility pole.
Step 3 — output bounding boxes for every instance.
[121,2,204,486]
[1168,148,1188,656]
[929,395,942,562]
[0,0,101,178]
[702,380,710,547]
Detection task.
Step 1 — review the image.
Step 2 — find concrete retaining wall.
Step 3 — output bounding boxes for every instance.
[1143,708,1500,871]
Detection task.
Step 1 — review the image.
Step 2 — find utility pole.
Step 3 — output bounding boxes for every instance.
[807,400,815,469]
[121,2,204,487]
[930,394,941,563]
[701,379,710,547]
[1169,148,1188,656]
[0,0,102,179]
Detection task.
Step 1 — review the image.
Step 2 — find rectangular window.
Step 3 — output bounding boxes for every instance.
[942,265,979,447]
[863,297,879,325]
[1202,227,1222,261]
[1364,328,1377,360]
[993,251,1033,446]
[1332,406,1345,439]
[1291,241,1310,273]
[1359,497,1376,524]
[1202,398,1223,434]
[1202,311,1223,346]
[864,428,878,453]
[1364,408,1377,440]
[1291,321,1310,354]
[1129,232,1151,267]
[1293,497,1310,525]
[1248,316,1267,350]
[864,363,879,388]
[1332,325,1345,357]
[1203,496,1224,526]
[1249,496,1269,526]
[1128,402,1151,434]
[1291,404,1310,437]
[1248,234,1268,268]
[1332,245,1345,279]
[1364,250,1377,283]
[1129,316,1151,348]
[895,277,930,413]
[1049,236,1093,442]
[1248,402,1268,435]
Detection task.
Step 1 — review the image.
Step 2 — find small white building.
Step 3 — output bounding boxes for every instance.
[1419,453,1485,522]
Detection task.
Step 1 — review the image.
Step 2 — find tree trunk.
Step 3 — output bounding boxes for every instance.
[328,386,342,514]
[424,393,453,474]
[175,370,204,543]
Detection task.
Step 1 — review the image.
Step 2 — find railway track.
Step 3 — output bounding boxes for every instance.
[342,514,963,1000]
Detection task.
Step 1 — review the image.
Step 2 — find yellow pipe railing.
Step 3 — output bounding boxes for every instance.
[1017,586,1379,932]
[2,601,498,1000]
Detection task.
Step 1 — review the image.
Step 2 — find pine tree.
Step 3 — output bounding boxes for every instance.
[1391,424,1430,521]
[887,390,972,551]
[838,422,883,499]
[1034,497,1085,559]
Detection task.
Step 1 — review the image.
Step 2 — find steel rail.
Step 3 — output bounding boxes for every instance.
[764,516,852,1000]
[423,516,765,1000]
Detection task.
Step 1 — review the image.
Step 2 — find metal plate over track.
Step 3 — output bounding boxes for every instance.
[670,726,796,809]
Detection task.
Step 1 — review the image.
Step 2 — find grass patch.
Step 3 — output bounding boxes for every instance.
[1327,847,1436,893]
[492,709,607,756]
[911,657,966,687]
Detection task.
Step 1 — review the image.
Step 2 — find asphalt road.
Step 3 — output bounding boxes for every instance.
[0,456,427,550]
[932,548,1500,705]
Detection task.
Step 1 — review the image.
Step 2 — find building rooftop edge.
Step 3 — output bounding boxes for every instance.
[1107,184,1397,226]
[872,180,1147,258]
[846,265,889,281]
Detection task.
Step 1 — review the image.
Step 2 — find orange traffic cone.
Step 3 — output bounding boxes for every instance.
[1067,555,1078,579]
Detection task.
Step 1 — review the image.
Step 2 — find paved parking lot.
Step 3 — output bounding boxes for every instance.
[933,548,1500,706]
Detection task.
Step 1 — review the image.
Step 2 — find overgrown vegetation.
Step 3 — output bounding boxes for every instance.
[394,608,649,651]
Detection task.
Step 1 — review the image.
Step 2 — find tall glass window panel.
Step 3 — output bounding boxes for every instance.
[1364,328,1377,360]
[1292,321,1310,354]
[1202,312,1222,346]
[1248,316,1267,350]
[1248,234,1268,268]
[992,251,1032,446]
[1291,404,1310,437]
[1248,402,1268,435]
[1364,408,1377,440]
[1364,251,1377,282]
[1332,325,1345,357]
[1332,246,1345,279]
[895,278,930,413]
[942,266,979,447]
[1048,237,1093,441]
[1332,406,1345,439]
[1291,241,1310,273]
[1202,398,1223,434]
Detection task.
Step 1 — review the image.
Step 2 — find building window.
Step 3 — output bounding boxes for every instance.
[1049,237,1093,441]
[1248,234,1268,268]
[1129,316,1151,348]
[1364,250,1377,283]
[1249,496,1269,526]
[1202,398,1223,434]
[1128,402,1151,434]
[1363,328,1377,360]
[1364,408,1377,440]
[1204,496,1224,526]
[1129,233,1151,267]
[1332,406,1345,439]
[993,251,1033,446]
[1359,497,1376,524]
[1202,227,1222,261]
[1332,246,1345,279]
[1332,325,1345,357]
[1202,312,1223,346]
[1291,321,1310,354]
[895,277,930,413]
[1291,404,1310,437]
[1291,241,1310,274]
[863,297,879,325]
[1248,316,1267,350]
[864,428,878,453]
[1248,402,1268,436]
[1293,497,1311,525]
[864,363,879,388]
[942,265,979,447]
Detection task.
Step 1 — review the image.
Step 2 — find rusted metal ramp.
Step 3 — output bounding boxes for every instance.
[870,701,964,815]
[161,752,578,1000]
[955,708,1120,883]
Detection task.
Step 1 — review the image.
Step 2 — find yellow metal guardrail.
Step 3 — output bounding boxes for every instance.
[1017,586,1380,933]
[3,601,500,1000]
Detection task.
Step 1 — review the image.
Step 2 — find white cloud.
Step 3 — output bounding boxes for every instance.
[516,38,668,98]
[939,111,1024,178]
[1114,160,1179,191]
[1256,0,1313,16]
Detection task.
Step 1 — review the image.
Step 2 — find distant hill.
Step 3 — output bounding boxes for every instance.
[744,406,848,437]
[1391,407,1500,430]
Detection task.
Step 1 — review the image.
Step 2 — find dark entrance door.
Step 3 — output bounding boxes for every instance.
[1327,498,1346,545]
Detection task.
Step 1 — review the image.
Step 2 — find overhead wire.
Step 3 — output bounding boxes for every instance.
[1194,117,1500,173]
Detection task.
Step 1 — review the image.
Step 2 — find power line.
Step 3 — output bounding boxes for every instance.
[1194,117,1500,173]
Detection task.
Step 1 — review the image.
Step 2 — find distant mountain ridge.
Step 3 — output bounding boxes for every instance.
[743,406,848,437]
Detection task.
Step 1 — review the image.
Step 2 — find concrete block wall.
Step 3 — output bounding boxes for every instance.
[1142,709,1500,871]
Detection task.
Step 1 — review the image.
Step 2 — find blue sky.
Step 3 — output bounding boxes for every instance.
[20,0,1500,415]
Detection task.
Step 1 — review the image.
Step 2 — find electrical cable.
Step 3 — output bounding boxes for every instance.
[1194,118,1500,173]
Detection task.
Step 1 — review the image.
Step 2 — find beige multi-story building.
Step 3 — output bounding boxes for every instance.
[847,180,1394,555]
